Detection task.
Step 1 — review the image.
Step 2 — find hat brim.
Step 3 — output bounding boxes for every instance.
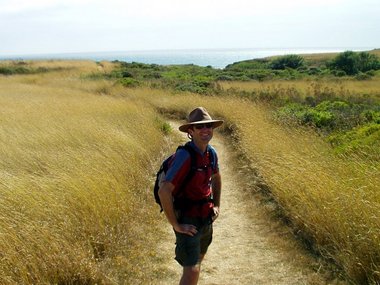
[179,120,224,132]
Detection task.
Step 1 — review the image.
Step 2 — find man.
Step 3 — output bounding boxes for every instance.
[158,107,223,285]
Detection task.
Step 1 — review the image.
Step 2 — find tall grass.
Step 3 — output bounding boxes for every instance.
[0,64,174,284]
[218,79,380,103]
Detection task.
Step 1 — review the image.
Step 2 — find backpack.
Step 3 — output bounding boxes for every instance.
[153,144,215,212]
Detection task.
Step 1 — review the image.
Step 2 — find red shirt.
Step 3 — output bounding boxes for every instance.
[164,141,219,218]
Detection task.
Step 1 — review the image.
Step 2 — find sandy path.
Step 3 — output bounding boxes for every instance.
[158,124,345,285]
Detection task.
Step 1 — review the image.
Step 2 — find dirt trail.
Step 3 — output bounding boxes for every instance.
[158,123,345,285]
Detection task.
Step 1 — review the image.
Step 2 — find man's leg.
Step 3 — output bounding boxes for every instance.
[179,254,205,285]
[179,265,200,285]
[175,219,212,285]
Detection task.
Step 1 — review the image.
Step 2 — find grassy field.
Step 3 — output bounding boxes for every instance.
[0,62,175,284]
[0,58,379,284]
[219,79,380,99]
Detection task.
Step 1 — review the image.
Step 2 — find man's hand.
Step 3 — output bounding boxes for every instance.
[174,224,198,236]
[211,206,220,222]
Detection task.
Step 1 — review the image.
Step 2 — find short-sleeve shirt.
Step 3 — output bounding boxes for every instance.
[164,141,219,218]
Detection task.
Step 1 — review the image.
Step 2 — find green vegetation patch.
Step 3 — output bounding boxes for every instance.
[328,123,380,157]
[91,51,380,95]
[328,51,380,75]
[0,61,62,75]
[276,100,380,156]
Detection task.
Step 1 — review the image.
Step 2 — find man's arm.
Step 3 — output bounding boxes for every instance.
[211,172,222,220]
[158,181,197,236]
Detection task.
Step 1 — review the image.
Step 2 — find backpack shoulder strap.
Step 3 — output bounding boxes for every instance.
[207,145,217,172]
[179,144,197,168]
[175,144,197,196]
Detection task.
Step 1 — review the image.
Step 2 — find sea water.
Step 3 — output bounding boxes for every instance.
[1,47,373,69]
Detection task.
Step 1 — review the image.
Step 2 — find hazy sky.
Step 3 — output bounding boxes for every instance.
[1,0,379,55]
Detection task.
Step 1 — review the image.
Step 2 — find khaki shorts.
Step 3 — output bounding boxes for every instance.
[174,216,213,267]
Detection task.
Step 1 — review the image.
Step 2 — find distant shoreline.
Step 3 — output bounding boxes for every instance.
[1,47,376,69]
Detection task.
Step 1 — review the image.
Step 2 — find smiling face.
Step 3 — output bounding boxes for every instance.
[188,123,214,151]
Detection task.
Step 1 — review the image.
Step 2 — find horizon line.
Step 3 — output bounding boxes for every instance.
[1,46,377,58]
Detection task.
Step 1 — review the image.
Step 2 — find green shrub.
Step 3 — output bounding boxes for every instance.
[224,58,270,70]
[174,78,214,94]
[270,54,305,70]
[328,123,380,157]
[216,74,234,81]
[0,65,54,75]
[248,69,274,81]
[365,70,376,76]
[0,67,14,75]
[333,70,347,77]
[0,66,30,75]
[276,103,310,123]
[121,71,133,78]
[329,51,380,75]
[355,72,372,80]
[361,110,380,123]
[357,51,380,71]
[307,67,322,75]
[143,71,162,79]
[307,110,335,127]
[117,78,141,88]
[277,101,371,130]
[315,101,350,112]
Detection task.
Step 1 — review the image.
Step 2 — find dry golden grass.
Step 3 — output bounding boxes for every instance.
[0,62,174,284]
[219,78,380,101]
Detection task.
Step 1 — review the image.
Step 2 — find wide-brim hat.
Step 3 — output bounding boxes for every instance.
[179,107,224,132]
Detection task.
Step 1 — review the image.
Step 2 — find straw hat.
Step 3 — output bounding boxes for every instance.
[179,107,224,132]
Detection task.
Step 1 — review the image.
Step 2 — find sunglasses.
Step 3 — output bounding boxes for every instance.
[194,123,213,130]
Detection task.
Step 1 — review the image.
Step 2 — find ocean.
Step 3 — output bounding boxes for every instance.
[1,47,374,69]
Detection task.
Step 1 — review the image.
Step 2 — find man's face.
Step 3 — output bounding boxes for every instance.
[188,123,214,144]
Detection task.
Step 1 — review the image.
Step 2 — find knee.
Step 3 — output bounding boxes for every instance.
[181,265,201,284]
[185,264,200,276]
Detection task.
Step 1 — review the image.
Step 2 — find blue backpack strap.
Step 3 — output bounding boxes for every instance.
[177,144,197,190]
[207,145,217,172]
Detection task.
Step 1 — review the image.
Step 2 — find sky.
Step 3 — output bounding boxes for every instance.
[1,0,379,56]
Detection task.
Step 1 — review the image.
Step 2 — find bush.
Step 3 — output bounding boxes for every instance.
[307,67,322,75]
[328,123,380,157]
[357,52,380,72]
[117,78,141,88]
[361,110,380,123]
[333,70,347,77]
[276,103,311,124]
[216,74,234,81]
[174,77,214,94]
[0,67,13,75]
[355,72,372,80]
[143,72,162,79]
[315,101,350,112]
[224,58,270,70]
[329,51,359,75]
[248,69,274,81]
[0,66,30,75]
[307,110,335,127]
[270,54,305,70]
[276,100,375,131]
[121,71,133,78]
[329,51,380,75]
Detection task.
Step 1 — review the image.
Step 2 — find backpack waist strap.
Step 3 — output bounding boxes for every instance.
[174,195,213,210]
